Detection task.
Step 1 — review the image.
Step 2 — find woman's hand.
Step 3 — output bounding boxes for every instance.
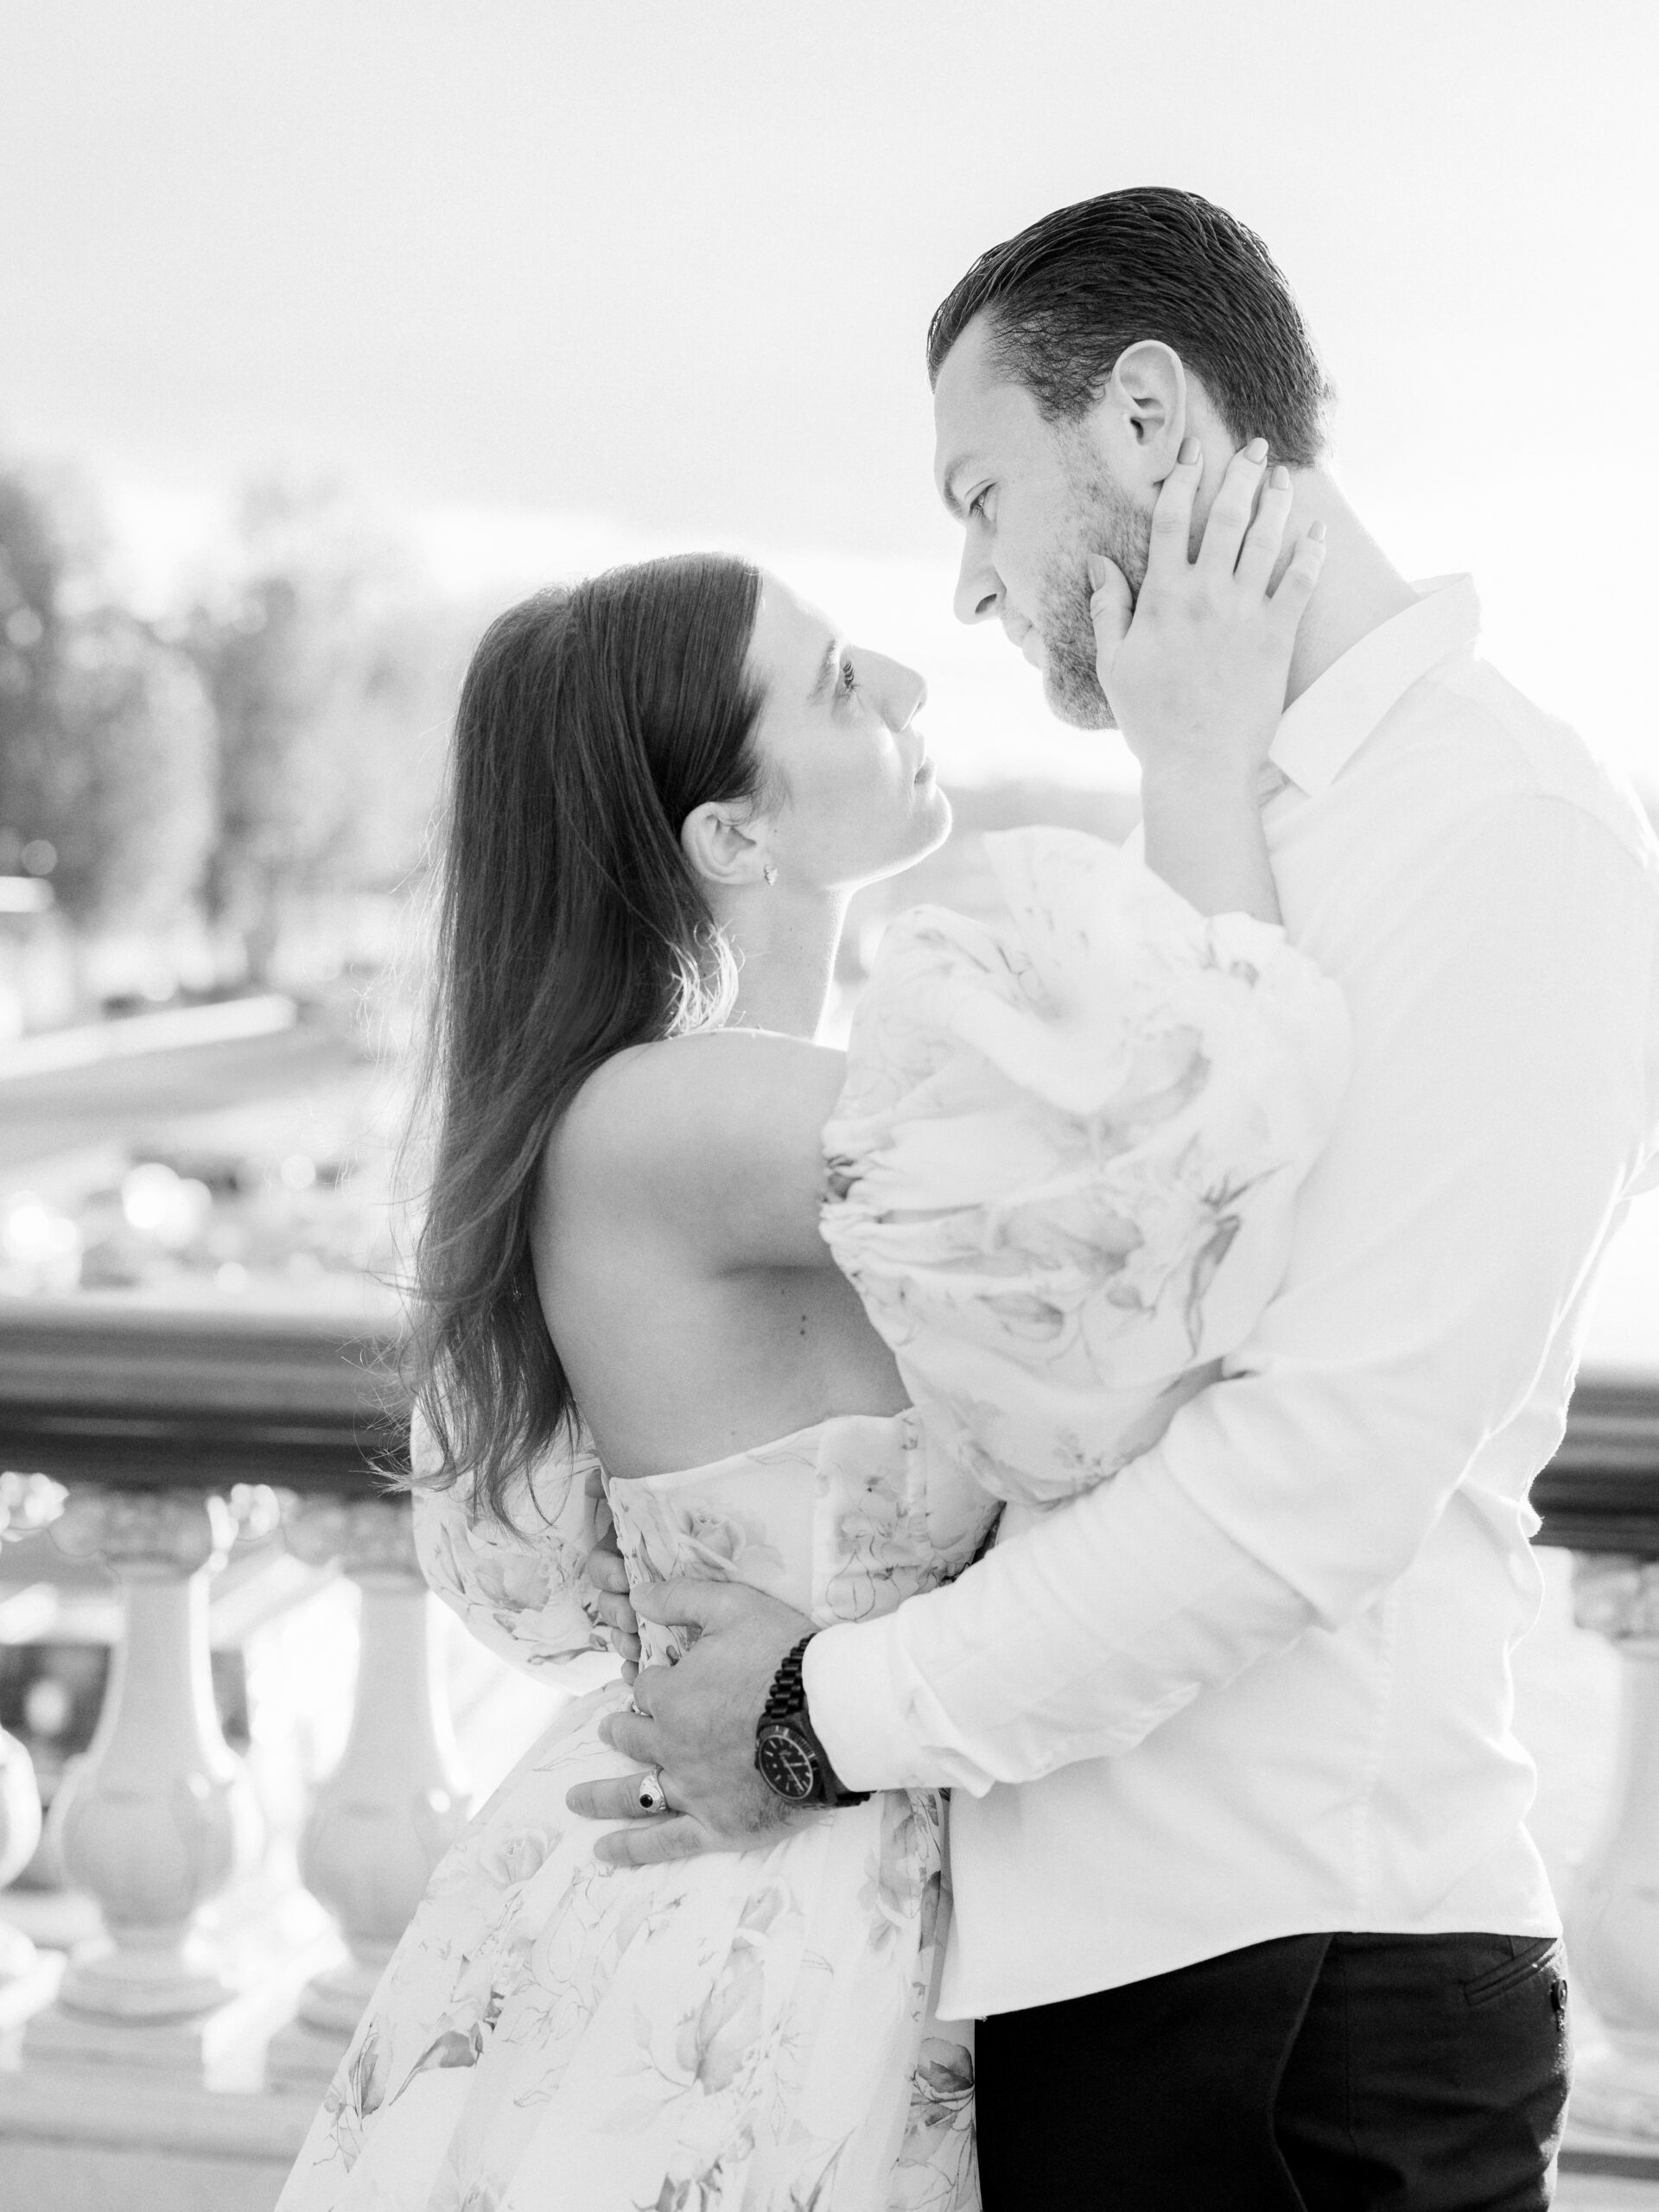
[1090,438,1325,924]
[1090,436,1325,790]
[586,1529,641,1681]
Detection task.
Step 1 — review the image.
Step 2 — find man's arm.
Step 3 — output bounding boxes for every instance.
[805,792,1657,1793]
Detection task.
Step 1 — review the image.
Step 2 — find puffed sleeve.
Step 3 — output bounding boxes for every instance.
[822,825,1351,1509]
[409,1406,616,1674]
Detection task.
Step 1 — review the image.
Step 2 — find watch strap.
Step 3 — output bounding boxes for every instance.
[759,1633,870,1807]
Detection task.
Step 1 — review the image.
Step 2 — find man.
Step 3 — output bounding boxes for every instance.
[575,188,1659,2206]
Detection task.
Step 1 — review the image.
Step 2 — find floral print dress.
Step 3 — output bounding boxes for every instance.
[277,828,1350,2212]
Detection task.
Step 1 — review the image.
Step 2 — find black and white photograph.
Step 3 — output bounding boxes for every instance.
[0,5,1656,2206]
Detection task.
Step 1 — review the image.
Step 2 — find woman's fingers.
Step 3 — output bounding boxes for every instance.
[1143,435,1205,580]
[1195,437,1270,579]
[1088,552,1133,691]
[592,1584,636,1633]
[1234,463,1294,593]
[1269,521,1329,622]
[586,1542,631,1596]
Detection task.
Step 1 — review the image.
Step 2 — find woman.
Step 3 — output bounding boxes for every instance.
[278,447,1344,2209]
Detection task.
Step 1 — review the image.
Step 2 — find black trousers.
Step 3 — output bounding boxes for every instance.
[976,1931,1570,2210]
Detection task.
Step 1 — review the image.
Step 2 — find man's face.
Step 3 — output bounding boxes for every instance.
[932,314,1151,729]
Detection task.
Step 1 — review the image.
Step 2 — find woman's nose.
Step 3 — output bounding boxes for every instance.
[869,654,926,729]
[895,667,927,729]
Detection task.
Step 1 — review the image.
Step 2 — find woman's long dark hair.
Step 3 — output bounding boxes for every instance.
[404,552,766,1525]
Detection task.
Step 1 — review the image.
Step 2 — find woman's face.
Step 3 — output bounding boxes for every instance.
[742,574,951,891]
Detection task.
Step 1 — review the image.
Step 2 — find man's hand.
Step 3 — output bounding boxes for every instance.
[565,1580,816,1867]
[1090,435,1325,785]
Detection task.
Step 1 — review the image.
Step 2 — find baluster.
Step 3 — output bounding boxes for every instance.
[0,1720,51,2044]
[1564,1552,1659,2146]
[23,1486,265,2073]
[265,1493,469,2089]
[0,1472,64,2040]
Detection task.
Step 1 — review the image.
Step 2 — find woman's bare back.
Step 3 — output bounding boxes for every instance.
[532,1029,909,1481]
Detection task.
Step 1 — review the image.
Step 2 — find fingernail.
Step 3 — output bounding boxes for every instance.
[1178,435,1201,465]
[1271,464,1290,489]
[1308,520,1327,543]
[1246,437,1269,464]
[1086,554,1109,589]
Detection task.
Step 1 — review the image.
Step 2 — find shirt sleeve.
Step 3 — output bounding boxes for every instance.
[805,793,1659,1795]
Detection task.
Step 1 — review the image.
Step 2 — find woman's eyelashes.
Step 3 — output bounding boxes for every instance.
[968,485,993,522]
[836,653,859,701]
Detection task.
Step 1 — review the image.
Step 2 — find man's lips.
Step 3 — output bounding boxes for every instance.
[1004,617,1044,668]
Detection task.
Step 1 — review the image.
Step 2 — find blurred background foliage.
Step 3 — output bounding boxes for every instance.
[0,455,465,1017]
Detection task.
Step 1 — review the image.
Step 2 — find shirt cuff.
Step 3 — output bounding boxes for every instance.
[804,1614,933,1793]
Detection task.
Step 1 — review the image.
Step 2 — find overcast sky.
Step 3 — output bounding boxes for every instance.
[3,0,1655,786]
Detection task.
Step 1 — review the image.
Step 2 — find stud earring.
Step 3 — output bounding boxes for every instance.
[762,863,777,887]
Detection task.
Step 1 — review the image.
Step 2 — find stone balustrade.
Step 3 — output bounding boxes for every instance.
[0,1305,1656,2203]
[0,1298,462,2209]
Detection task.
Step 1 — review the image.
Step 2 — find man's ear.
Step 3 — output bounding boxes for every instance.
[681,799,766,891]
[1093,340,1187,484]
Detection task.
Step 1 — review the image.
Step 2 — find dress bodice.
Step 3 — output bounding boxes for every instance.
[607,1412,999,1669]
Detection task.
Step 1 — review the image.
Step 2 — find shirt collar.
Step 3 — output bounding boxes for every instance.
[1268,575,1482,798]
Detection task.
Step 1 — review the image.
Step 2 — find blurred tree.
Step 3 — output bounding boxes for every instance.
[53,609,216,931]
[0,464,76,879]
[188,480,453,983]
[0,461,214,937]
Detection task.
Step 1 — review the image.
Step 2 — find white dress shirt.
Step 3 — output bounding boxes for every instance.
[805,577,1659,2019]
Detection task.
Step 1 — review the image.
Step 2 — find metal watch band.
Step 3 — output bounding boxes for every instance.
[758,1633,870,1807]
[760,1634,814,1726]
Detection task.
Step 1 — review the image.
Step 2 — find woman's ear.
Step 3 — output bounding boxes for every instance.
[680,799,768,891]
[1094,340,1188,485]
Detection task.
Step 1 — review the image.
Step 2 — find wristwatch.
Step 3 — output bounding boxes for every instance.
[754,1633,871,1808]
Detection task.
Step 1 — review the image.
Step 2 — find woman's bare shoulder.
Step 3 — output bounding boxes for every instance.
[569,1030,842,1154]
[550,1030,849,1265]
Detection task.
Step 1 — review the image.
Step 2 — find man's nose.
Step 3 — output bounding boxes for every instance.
[953,537,1001,626]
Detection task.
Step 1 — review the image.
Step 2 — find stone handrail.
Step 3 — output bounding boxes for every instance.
[1532,1364,1659,1551]
[0,1295,410,1493]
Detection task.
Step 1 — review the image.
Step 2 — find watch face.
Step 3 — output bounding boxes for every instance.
[755,1724,818,1803]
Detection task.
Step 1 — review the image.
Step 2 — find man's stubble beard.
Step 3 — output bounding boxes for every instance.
[1037,467,1153,732]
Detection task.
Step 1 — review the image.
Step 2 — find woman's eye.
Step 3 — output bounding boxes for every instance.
[837,656,858,696]
[968,486,993,520]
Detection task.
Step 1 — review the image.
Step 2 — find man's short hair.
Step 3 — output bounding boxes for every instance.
[928,186,1332,468]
